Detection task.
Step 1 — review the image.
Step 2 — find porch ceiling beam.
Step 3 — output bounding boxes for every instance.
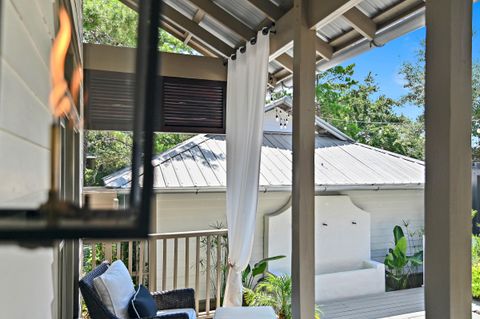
[275,53,294,73]
[270,6,334,60]
[162,3,234,57]
[162,21,216,57]
[343,7,377,40]
[315,38,333,61]
[189,0,255,41]
[245,0,285,21]
[308,0,364,30]
[84,44,227,81]
[119,0,217,57]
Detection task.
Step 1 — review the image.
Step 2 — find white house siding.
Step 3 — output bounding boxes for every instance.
[0,1,56,318]
[153,189,424,295]
[154,191,290,296]
[342,189,425,263]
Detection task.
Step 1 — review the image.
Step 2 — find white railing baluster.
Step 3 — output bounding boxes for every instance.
[216,234,222,309]
[83,229,228,318]
[185,237,190,288]
[195,236,200,313]
[162,239,167,291]
[206,235,211,316]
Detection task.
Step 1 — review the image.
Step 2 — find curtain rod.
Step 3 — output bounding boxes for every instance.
[227,24,276,62]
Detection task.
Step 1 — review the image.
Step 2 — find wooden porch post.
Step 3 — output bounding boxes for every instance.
[425,0,472,318]
[291,0,316,318]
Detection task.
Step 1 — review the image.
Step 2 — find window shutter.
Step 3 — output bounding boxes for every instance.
[85,71,226,134]
[159,77,226,134]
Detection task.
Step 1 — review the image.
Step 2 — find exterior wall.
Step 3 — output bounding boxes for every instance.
[153,188,424,295]
[156,191,291,264]
[155,189,424,265]
[0,1,57,318]
[342,189,425,263]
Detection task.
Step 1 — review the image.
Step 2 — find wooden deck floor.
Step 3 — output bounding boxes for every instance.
[321,287,480,319]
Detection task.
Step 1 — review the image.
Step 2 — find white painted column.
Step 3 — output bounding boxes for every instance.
[291,0,316,318]
[425,0,472,318]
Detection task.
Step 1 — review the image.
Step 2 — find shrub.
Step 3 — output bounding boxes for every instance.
[244,273,321,319]
[473,264,480,299]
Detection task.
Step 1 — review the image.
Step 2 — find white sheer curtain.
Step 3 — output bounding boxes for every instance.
[223,31,270,307]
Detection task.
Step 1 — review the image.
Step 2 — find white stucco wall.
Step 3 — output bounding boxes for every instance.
[0,1,56,318]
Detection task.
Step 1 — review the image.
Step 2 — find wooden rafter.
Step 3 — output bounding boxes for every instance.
[315,38,333,61]
[162,3,234,57]
[118,0,217,57]
[189,0,255,41]
[308,0,364,29]
[343,7,377,40]
[275,53,293,73]
[245,0,284,21]
[162,21,216,57]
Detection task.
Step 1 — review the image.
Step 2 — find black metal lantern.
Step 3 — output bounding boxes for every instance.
[0,0,162,240]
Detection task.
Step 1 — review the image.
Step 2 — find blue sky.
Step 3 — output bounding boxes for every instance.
[340,3,480,120]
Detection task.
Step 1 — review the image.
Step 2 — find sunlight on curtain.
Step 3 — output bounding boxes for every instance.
[223,31,270,307]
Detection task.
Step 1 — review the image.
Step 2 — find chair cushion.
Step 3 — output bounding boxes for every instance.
[156,308,196,319]
[93,260,135,319]
[128,285,157,318]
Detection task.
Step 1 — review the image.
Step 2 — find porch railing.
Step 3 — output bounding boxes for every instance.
[82,229,228,318]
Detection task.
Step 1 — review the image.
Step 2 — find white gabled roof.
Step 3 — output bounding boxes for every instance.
[103,99,425,191]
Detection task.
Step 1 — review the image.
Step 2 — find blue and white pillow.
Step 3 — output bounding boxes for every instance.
[93,260,135,319]
[128,285,158,318]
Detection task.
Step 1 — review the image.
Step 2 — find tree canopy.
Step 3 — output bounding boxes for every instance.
[398,41,480,160]
[316,65,425,159]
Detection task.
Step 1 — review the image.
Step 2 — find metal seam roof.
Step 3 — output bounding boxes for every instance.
[103,100,425,190]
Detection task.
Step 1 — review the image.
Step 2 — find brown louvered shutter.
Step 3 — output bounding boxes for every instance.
[159,77,226,134]
[85,71,226,133]
[84,69,135,131]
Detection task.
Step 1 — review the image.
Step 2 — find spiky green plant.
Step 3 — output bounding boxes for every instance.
[244,273,321,319]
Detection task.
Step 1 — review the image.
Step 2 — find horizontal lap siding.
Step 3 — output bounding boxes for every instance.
[0,0,53,208]
[0,1,57,319]
[343,190,424,263]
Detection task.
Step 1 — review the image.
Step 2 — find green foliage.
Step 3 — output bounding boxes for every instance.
[473,264,480,299]
[315,65,425,160]
[244,273,321,319]
[83,0,195,54]
[384,223,424,290]
[84,131,192,186]
[242,255,286,289]
[398,40,480,160]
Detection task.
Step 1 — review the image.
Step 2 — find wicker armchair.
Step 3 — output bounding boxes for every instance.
[80,262,195,319]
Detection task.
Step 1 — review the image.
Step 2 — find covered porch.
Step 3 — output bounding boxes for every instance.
[81,0,473,318]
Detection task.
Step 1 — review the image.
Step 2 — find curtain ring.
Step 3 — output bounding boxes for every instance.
[240,46,246,54]
[250,37,257,45]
